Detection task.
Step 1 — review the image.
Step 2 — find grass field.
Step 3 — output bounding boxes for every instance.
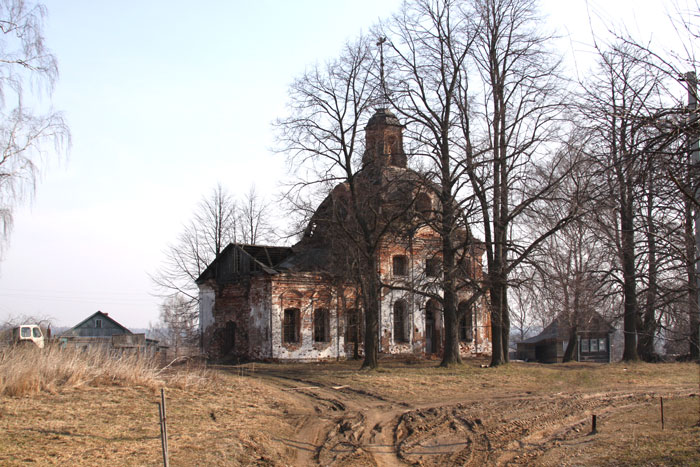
[0,348,698,466]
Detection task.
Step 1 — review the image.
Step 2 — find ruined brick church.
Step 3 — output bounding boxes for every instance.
[197,108,491,361]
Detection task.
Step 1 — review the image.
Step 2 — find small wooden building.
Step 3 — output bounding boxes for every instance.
[59,311,162,357]
[517,312,615,363]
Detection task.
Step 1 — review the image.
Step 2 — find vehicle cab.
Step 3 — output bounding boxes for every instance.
[12,325,45,348]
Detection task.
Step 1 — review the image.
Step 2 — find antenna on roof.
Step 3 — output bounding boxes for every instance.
[377,36,389,109]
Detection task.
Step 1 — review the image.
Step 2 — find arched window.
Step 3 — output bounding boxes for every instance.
[393,300,409,343]
[458,301,473,343]
[283,308,300,343]
[314,308,330,343]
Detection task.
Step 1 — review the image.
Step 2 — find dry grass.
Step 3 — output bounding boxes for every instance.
[0,356,698,465]
[0,372,299,466]
[253,358,700,404]
[536,396,700,466]
[0,345,214,397]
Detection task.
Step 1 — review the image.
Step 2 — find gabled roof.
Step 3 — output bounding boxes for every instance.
[60,311,133,337]
[520,312,614,345]
[196,243,295,284]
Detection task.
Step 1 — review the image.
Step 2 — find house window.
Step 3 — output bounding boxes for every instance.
[346,308,363,344]
[393,255,408,276]
[581,338,589,352]
[314,308,330,343]
[599,338,606,351]
[590,338,599,352]
[393,300,408,343]
[95,319,102,329]
[426,257,441,277]
[283,308,300,344]
[458,301,473,342]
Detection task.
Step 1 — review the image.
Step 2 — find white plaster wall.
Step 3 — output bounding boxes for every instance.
[198,285,215,334]
[272,298,343,361]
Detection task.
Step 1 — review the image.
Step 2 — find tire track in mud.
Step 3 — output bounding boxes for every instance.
[243,366,695,466]
[394,389,695,466]
[252,369,405,466]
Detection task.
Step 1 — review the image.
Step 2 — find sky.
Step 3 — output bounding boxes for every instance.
[0,0,692,330]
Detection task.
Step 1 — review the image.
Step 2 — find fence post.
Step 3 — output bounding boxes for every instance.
[161,389,169,460]
[158,401,169,467]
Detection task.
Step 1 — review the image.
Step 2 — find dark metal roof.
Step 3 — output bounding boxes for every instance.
[520,312,615,345]
[195,243,295,284]
[365,108,402,128]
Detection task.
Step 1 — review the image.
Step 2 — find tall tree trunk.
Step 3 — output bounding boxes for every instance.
[620,200,640,361]
[685,188,700,359]
[440,168,462,366]
[638,185,658,361]
[562,326,578,362]
[361,254,380,369]
[441,241,462,366]
[490,275,507,366]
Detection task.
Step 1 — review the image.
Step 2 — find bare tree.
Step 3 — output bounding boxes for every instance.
[379,0,481,366]
[238,184,273,245]
[155,294,198,357]
[466,0,572,366]
[277,36,416,369]
[152,183,237,305]
[578,43,672,361]
[0,0,69,257]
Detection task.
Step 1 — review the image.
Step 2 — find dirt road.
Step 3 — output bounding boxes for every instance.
[249,365,697,466]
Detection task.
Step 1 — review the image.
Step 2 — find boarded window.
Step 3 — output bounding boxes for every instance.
[314,308,330,343]
[393,255,408,276]
[426,257,441,277]
[393,300,408,343]
[283,308,300,344]
[458,301,473,342]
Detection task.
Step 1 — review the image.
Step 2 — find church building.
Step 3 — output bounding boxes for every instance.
[197,108,491,361]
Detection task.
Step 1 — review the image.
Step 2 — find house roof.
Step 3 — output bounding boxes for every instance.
[60,311,133,337]
[520,312,615,345]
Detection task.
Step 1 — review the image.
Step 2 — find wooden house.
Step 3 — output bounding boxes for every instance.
[59,311,162,357]
[516,312,615,363]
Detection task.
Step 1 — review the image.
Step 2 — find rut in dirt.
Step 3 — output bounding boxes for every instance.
[244,366,695,466]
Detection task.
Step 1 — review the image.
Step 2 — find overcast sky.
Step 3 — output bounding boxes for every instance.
[0,0,690,330]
